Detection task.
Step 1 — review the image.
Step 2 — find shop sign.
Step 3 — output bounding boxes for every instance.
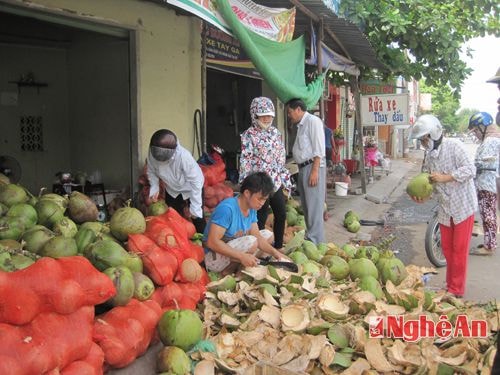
[166,0,296,42]
[360,82,396,95]
[205,24,261,79]
[360,93,410,126]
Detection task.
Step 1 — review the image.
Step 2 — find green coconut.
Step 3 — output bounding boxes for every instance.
[10,254,35,270]
[346,220,361,233]
[74,228,97,254]
[53,217,78,238]
[41,236,78,258]
[286,211,298,226]
[341,244,357,258]
[0,217,25,240]
[38,193,69,211]
[381,258,408,286]
[124,253,143,273]
[326,256,350,281]
[355,246,380,263]
[35,200,64,228]
[158,309,203,351]
[302,261,321,276]
[156,346,191,375]
[302,240,322,261]
[6,203,38,229]
[207,275,237,293]
[85,239,131,271]
[0,239,22,251]
[358,275,384,299]
[406,172,433,199]
[376,250,395,272]
[348,258,378,281]
[80,221,108,235]
[344,210,360,221]
[68,191,98,223]
[21,227,54,254]
[289,251,308,265]
[133,272,155,301]
[103,265,135,306]
[109,206,146,241]
[343,215,357,227]
[295,215,306,228]
[148,200,168,216]
[0,202,8,215]
[0,184,28,207]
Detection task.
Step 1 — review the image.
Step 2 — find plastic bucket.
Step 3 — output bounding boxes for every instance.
[335,182,348,196]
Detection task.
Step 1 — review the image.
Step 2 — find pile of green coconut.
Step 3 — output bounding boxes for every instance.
[201,235,499,374]
[0,182,157,307]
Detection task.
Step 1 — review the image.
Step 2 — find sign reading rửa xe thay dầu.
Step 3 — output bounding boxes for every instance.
[360,93,410,126]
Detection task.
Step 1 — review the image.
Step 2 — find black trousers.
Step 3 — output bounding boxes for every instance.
[257,187,286,248]
[164,191,206,234]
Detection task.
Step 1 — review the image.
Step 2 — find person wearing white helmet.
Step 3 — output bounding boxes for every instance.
[468,112,500,256]
[408,114,477,298]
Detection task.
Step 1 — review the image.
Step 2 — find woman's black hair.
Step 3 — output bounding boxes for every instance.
[240,172,274,197]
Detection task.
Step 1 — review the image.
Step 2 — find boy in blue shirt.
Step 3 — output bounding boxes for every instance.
[204,172,290,273]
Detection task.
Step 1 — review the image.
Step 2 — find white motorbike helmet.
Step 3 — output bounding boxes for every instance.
[409,114,443,140]
[410,115,443,141]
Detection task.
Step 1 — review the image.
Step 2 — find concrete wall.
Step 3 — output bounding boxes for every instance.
[0,44,70,191]
[10,0,202,161]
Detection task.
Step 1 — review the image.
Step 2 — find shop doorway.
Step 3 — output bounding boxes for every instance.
[206,69,261,182]
[0,7,136,195]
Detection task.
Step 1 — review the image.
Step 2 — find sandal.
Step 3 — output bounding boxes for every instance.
[469,246,493,256]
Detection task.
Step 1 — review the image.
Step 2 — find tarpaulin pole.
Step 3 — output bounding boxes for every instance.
[349,75,367,193]
[201,21,208,154]
[317,17,325,121]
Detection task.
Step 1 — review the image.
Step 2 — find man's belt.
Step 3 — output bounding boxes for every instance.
[298,159,314,168]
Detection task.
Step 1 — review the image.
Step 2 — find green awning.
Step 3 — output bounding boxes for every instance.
[216,0,325,109]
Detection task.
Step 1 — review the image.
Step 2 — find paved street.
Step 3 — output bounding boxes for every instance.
[325,144,500,303]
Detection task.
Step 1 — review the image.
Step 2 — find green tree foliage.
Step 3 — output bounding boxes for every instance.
[340,0,500,94]
[456,108,481,133]
[419,81,460,133]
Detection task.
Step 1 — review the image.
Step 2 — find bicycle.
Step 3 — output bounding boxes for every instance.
[424,205,446,267]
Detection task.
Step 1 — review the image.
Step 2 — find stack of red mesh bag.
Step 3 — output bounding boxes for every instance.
[199,151,234,213]
[0,256,115,375]
[128,208,209,314]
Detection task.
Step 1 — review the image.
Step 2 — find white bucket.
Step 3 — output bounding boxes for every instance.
[335,182,348,196]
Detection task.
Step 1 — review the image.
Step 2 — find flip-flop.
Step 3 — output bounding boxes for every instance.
[469,246,493,256]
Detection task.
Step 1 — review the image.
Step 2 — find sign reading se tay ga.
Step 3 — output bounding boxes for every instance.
[360,93,410,126]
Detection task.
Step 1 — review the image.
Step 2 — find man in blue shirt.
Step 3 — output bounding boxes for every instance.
[203,172,289,273]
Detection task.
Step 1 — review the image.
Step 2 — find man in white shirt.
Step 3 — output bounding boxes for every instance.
[287,98,326,244]
[147,129,206,232]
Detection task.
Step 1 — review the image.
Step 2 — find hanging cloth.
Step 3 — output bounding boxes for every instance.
[215,0,325,109]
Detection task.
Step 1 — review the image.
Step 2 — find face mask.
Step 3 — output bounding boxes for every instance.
[257,119,272,130]
[150,145,176,162]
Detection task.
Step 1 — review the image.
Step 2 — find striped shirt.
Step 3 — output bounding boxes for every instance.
[423,138,477,226]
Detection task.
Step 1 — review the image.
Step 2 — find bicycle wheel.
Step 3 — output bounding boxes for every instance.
[425,216,447,267]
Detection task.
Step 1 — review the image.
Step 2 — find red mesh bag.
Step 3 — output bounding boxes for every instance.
[151,282,183,308]
[93,299,162,369]
[0,306,94,375]
[60,342,104,375]
[127,234,178,286]
[0,257,115,325]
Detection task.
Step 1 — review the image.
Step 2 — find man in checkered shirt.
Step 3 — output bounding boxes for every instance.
[409,114,477,298]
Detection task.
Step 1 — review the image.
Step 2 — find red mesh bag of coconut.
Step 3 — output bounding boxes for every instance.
[127,234,178,286]
[0,257,115,325]
[0,306,94,375]
[155,208,196,247]
[93,299,162,369]
[60,342,104,375]
[151,282,183,308]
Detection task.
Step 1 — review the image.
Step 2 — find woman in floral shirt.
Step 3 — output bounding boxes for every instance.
[239,97,292,249]
[468,112,500,255]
